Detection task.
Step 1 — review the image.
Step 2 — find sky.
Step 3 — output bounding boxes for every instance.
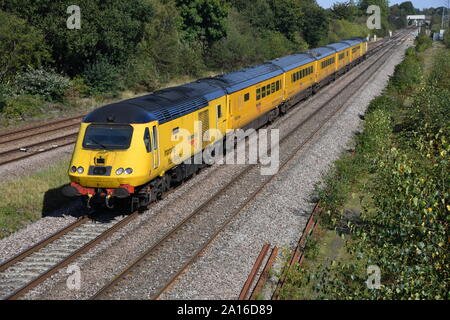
[316,0,448,10]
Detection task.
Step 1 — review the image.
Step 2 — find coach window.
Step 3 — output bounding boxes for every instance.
[244,93,250,102]
[256,88,261,100]
[144,127,151,153]
[262,86,266,98]
[276,80,280,91]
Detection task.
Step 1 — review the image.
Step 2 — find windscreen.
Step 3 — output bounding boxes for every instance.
[83,124,133,150]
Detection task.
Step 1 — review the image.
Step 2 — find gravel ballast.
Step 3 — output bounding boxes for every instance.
[0,35,413,300]
[160,38,414,300]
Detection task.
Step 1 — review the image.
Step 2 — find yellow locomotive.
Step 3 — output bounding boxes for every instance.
[63,38,368,210]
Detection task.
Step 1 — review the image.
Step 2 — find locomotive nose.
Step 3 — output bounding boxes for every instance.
[92,151,114,167]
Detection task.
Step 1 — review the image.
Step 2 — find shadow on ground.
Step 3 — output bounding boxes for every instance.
[42,184,133,223]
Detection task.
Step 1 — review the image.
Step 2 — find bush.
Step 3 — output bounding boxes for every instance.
[65,77,90,98]
[443,28,450,49]
[0,94,6,114]
[389,48,423,95]
[14,69,70,101]
[415,31,433,52]
[82,57,122,95]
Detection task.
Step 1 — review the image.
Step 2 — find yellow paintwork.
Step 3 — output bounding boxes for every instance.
[69,42,367,191]
[228,75,284,130]
[69,97,228,188]
[283,62,316,99]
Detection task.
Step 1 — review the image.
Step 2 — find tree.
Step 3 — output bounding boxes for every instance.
[300,3,329,47]
[269,0,304,41]
[331,1,359,21]
[0,10,51,81]
[1,0,154,76]
[175,0,229,47]
[398,1,416,15]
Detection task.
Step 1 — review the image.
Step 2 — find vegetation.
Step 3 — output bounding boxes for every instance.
[279,41,449,300]
[1,0,405,126]
[0,159,73,239]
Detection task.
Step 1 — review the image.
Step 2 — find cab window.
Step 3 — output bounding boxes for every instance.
[144,127,151,152]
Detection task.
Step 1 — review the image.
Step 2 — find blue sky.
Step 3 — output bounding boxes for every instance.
[316,0,448,10]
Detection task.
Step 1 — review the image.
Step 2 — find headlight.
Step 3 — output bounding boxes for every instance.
[124,168,133,175]
[70,166,77,173]
[77,166,84,174]
[116,168,124,175]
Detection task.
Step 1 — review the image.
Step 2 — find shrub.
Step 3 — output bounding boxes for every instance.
[0,93,6,114]
[444,28,450,49]
[65,77,90,98]
[415,31,433,52]
[82,57,122,95]
[14,69,70,101]
[388,48,423,95]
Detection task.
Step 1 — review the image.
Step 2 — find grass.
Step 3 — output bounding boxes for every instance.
[0,159,73,239]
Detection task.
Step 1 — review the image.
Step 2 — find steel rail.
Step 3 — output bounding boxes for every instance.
[3,213,138,300]
[0,217,89,273]
[0,133,78,166]
[0,121,81,145]
[91,30,411,300]
[0,115,83,140]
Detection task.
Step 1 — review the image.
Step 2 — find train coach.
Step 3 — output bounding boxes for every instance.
[63,37,368,210]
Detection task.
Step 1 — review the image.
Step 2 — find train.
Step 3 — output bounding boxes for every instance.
[63,37,368,210]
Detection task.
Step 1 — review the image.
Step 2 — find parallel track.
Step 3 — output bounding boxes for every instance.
[0,30,408,167]
[0,213,138,300]
[0,29,412,300]
[92,29,412,300]
[0,115,83,166]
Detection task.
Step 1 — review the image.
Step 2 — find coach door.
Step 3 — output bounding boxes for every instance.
[216,104,226,137]
[150,124,160,169]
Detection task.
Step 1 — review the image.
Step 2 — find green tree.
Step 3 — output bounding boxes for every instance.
[398,1,416,15]
[300,3,329,47]
[1,0,154,76]
[269,0,303,41]
[0,10,51,81]
[330,1,360,21]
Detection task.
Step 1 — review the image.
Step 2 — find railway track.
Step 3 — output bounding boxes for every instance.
[0,30,408,168]
[0,29,412,300]
[91,29,412,300]
[0,115,83,166]
[0,213,138,300]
